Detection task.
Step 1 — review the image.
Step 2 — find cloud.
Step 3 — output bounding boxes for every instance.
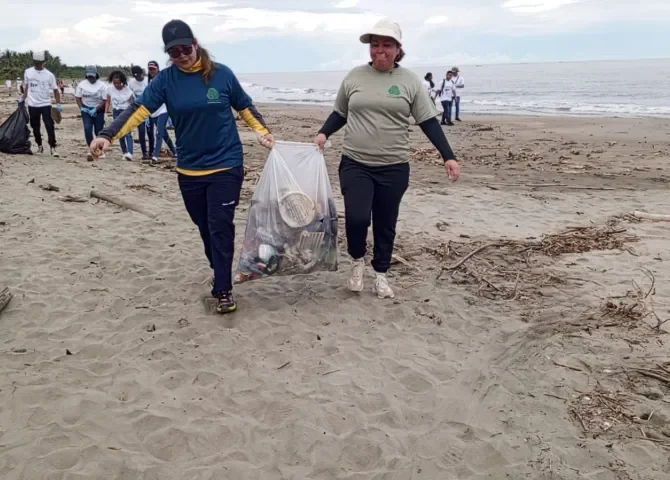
[502,0,581,13]
[209,7,382,43]
[333,0,360,7]
[4,0,670,72]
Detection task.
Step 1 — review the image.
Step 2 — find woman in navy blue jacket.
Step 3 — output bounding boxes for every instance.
[90,19,275,314]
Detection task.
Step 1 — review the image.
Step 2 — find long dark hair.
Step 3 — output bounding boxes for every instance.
[424,72,434,89]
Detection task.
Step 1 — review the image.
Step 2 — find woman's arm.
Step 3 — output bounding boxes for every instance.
[318,111,347,138]
[228,69,270,136]
[98,77,165,143]
[418,117,456,161]
[317,78,349,138]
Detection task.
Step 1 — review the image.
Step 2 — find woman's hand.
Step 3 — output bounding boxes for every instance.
[314,133,327,151]
[256,132,275,149]
[445,159,460,182]
[89,137,111,158]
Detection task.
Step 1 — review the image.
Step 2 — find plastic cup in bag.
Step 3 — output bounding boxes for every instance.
[234,141,338,283]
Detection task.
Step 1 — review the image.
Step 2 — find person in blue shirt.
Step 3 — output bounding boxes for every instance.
[89,19,275,314]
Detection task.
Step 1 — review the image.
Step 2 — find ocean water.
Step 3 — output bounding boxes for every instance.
[238,58,670,118]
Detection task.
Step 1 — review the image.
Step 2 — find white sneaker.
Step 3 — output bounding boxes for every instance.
[373,273,395,299]
[347,259,365,292]
[50,147,59,157]
[151,156,158,165]
[123,153,133,161]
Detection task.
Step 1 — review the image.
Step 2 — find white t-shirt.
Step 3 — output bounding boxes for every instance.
[439,78,456,102]
[452,75,465,97]
[23,67,57,107]
[128,77,148,98]
[75,80,108,108]
[107,85,134,110]
[422,79,434,98]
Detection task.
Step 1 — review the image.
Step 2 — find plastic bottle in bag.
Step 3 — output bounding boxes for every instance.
[235,141,338,283]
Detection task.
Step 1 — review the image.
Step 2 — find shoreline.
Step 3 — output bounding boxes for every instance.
[256,101,670,120]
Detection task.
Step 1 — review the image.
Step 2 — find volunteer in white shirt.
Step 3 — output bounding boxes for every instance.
[106,70,135,161]
[438,70,456,126]
[147,60,176,164]
[129,66,151,160]
[422,72,437,102]
[75,65,108,154]
[20,51,62,157]
[451,66,464,122]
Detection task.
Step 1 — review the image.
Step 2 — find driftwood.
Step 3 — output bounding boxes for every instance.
[58,195,88,203]
[90,190,157,219]
[632,211,670,222]
[0,287,13,314]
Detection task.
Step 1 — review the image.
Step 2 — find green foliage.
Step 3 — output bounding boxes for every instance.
[0,49,132,81]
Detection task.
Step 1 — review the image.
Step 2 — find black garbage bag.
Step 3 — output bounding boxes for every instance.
[0,105,32,155]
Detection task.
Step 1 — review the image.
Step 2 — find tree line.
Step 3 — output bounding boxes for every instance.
[0,49,131,81]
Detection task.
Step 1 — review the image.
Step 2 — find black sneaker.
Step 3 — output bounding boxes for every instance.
[215,291,237,314]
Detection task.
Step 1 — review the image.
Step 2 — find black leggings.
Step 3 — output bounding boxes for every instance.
[28,106,56,148]
[339,155,409,273]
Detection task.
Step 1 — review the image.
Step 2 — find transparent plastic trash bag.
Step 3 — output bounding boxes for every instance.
[235,141,338,284]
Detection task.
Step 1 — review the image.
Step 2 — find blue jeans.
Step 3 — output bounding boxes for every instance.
[82,110,105,147]
[137,120,149,157]
[455,96,461,120]
[113,109,133,155]
[178,168,244,294]
[441,100,453,124]
[151,113,176,158]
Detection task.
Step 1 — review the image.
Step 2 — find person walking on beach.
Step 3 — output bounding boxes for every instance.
[314,18,460,299]
[128,66,151,160]
[89,19,275,314]
[422,72,436,101]
[106,70,135,161]
[20,51,62,157]
[75,66,108,156]
[438,70,456,126]
[451,67,464,121]
[146,60,177,164]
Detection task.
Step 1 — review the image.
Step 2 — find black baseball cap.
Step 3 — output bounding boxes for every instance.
[162,19,195,51]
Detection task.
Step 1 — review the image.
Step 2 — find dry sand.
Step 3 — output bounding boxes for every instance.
[1,93,670,479]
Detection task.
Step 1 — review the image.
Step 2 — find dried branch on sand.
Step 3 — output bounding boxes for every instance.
[425,223,638,301]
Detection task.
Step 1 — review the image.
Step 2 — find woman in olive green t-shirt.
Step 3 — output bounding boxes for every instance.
[315,19,461,300]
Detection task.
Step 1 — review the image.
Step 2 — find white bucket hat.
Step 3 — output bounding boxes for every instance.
[33,51,45,62]
[360,19,402,46]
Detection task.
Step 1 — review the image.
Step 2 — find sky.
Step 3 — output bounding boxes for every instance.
[2,0,670,73]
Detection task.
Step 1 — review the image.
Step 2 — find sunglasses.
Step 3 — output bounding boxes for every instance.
[167,45,193,59]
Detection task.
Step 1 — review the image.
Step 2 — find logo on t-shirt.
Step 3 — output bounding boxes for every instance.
[207,88,221,103]
[388,85,401,96]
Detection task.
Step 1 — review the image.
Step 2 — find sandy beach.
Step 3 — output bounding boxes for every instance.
[1,93,670,479]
